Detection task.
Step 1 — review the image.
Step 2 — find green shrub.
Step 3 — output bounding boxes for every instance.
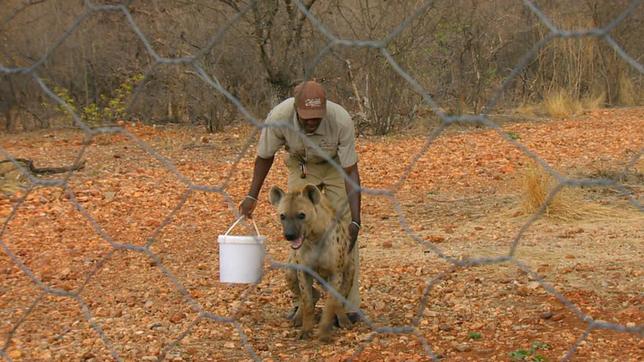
[46,74,144,127]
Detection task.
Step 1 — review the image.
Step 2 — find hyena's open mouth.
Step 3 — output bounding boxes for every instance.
[290,235,304,249]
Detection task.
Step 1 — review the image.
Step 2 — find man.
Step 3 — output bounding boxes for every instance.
[239,80,362,322]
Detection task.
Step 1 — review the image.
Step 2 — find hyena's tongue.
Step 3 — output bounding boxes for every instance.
[290,236,304,250]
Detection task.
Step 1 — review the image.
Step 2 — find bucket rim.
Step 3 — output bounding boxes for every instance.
[218,235,267,244]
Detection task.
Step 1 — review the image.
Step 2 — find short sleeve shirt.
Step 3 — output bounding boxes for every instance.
[257,98,358,168]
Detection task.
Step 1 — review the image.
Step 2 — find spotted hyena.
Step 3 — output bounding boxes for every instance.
[269,184,356,341]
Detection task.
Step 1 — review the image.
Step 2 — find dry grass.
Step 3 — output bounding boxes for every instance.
[543,89,583,118]
[0,162,28,196]
[515,88,605,119]
[581,89,606,110]
[513,103,543,117]
[618,73,637,106]
[519,164,603,221]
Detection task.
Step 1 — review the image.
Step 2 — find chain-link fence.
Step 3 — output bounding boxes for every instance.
[1,0,642,361]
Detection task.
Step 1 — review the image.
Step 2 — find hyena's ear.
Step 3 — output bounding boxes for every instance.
[269,186,285,206]
[303,184,321,205]
[316,182,327,193]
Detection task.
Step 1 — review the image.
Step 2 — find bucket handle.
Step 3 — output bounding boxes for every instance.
[225,216,261,236]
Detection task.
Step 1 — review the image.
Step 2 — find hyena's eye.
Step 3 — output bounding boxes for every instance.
[298,213,306,220]
[280,214,286,220]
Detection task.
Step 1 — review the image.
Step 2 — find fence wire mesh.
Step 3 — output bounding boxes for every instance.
[1,0,643,361]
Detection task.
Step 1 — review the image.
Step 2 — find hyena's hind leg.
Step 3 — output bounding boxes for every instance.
[334,262,355,329]
[319,273,346,342]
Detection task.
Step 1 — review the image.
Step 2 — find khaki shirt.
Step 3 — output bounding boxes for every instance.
[257,98,358,168]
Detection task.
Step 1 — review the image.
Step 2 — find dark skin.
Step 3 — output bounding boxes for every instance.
[239,114,361,244]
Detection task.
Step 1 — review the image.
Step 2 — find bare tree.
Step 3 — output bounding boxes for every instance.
[221,0,317,101]
[1,0,641,133]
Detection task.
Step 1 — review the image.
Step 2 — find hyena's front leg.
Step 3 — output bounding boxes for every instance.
[286,266,303,326]
[297,271,315,339]
[318,273,344,342]
[287,259,320,327]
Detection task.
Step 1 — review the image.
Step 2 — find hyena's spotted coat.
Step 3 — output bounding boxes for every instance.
[269,184,356,341]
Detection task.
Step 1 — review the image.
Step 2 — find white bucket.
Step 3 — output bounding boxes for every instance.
[218,217,266,284]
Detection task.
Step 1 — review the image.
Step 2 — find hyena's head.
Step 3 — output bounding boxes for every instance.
[269,184,323,250]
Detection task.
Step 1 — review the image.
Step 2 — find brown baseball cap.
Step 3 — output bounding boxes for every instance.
[294,81,326,119]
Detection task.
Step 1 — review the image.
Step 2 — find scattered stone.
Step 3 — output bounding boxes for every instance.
[527,281,541,290]
[454,343,471,352]
[170,312,185,324]
[537,264,550,273]
[374,300,386,311]
[8,350,22,359]
[104,191,116,202]
[475,348,494,356]
[224,342,236,349]
[39,351,53,360]
[541,311,554,320]
[618,306,639,317]
[148,345,161,355]
[439,324,452,332]
[551,314,565,321]
[470,322,484,330]
[382,241,393,248]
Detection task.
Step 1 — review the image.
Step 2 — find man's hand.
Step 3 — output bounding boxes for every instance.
[239,196,257,219]
[241,156,274,219]
[348,221,359,251]
[343,163,361,252]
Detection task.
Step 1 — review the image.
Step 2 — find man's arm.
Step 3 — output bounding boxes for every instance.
[343,163,361,250]
[241,103,287,218]
[239,155,274,218]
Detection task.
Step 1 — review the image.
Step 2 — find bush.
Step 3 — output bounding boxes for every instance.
[46,74,144,127]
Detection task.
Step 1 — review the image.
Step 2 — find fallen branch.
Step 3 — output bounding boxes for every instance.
[182,143,216,150]
[0,158,86,175]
